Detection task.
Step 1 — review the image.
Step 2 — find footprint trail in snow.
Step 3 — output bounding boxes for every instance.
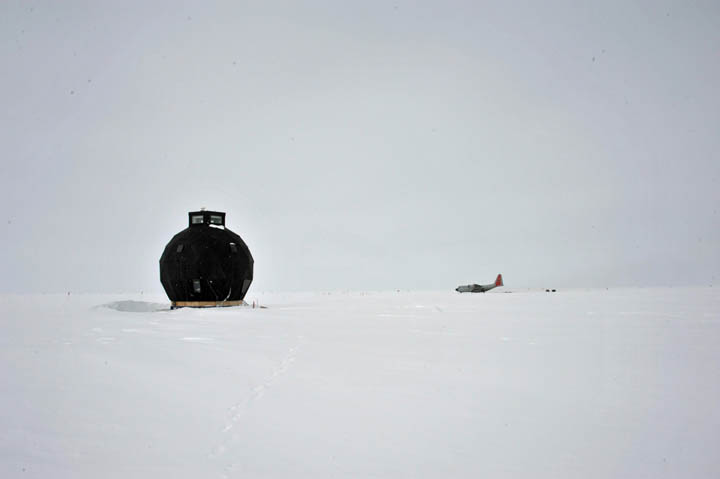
[209,335,304,464]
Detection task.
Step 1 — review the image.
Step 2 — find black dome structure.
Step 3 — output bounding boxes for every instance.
[160,210,253,306]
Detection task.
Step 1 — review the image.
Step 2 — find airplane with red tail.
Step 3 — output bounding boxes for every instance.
[455,274,504,293]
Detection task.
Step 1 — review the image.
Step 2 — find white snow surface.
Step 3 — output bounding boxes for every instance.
[1,288,719,478]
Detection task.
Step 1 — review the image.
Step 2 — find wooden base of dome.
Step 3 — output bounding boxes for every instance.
[171,300,246,309]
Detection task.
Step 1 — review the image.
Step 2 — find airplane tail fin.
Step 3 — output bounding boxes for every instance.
[495,274,503,287]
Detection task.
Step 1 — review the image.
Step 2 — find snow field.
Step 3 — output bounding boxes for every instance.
[1,288,719,478]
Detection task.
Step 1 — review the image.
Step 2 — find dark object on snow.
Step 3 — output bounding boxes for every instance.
[159,210,253,304]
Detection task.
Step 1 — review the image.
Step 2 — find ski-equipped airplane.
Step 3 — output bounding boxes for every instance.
[455,274,503,293]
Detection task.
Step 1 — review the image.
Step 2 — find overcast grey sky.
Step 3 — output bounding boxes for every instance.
[1,0,718,293]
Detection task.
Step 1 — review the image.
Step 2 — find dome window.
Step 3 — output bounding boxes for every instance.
[187,210,226,227]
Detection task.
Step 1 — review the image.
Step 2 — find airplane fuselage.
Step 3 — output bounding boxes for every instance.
[455,283,497,293]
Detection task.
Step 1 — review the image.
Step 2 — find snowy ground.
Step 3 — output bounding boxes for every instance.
[1,288,719,478]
